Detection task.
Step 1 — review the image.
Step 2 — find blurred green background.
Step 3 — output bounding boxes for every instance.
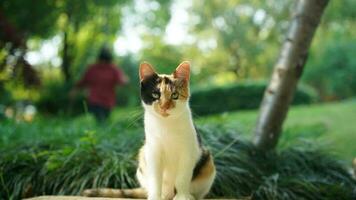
[1,0,356,199]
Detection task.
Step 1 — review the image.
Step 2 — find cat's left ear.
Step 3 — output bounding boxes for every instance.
[139,62,156,81]
[174,61,190,82]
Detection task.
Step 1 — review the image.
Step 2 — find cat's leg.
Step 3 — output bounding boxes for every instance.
[145,145,164,200]
[173,155,196,200]
[161,168,176,200]
[136,146,147,188]
[190,171,215,200]
[190,153,216,200]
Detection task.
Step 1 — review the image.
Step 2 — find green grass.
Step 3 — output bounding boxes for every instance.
[1,100,356,199]
[197,99,356,161]
[1,125,355,200]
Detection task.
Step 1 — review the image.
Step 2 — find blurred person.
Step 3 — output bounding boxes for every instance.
[70,47,129,122]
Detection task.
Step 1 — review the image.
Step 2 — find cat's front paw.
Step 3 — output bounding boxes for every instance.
[173,194,195,200]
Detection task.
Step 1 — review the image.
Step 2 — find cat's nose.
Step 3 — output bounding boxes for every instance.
[160,101,172,111]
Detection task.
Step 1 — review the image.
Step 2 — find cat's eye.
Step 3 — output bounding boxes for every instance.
[171,92,179,100]
[152,92,160,99]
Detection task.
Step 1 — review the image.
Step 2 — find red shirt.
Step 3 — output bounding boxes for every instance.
[76,62,125,109]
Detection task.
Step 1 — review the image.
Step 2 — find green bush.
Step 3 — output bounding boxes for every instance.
[35,80,137,115]
[35,81,87,115]
[115,55,141,107]
[190,82,317,116]
[35,55,141,115]
[1,121,355,200]
[0,83,12,106]
[304,39,356,100]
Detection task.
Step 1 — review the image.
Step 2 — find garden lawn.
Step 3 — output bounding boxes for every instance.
[1,100,356,199]
[2,99,355,162]
[197,99,356,162]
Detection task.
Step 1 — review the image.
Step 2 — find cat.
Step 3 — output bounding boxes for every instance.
[82,61,216,200]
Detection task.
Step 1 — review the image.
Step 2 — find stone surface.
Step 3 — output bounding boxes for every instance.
[25,197,124,200]
[25,196,238,200]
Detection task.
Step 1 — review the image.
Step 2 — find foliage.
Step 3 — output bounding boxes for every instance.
[190,82,317,116]
[0,83,12,119]
[58,0,128,81]
[2,0,356,105]
[0,83,12,106]
[304,39,356,100]
[35,54,139,115]
[322,0,356,24]
[116,55,141,107]
[140,35,184,74]
[185,0,293,82]
[0,0,355,108]
[0,112,143,199]
[199,99,356,162]
[1,118,355,200]
[35,81,86,115]
[0,0,60,38]
[204,126,356,200]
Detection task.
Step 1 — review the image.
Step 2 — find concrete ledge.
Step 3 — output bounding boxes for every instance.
[25,197,124,200]
[25,196,238,200]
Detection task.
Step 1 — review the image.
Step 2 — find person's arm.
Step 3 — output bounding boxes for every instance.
[75,69,91,88]
[115,67,129,85]
[69,68,92,98]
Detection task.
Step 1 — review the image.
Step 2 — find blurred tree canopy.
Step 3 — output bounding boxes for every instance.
[304,0,356,100]
[1,0,160,81]
[0,0,59,38]
[1,0,356,112]
[186,0,291,81]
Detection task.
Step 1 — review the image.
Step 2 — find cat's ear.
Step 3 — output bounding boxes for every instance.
[139,62,156,81]
[174,61,190,82]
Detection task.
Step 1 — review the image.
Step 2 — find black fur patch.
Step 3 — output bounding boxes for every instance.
[163,76,173,85]
[140,74,160,105]
[192,149,210,180]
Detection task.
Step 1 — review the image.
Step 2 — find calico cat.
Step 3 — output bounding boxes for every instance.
[82,61,216,200]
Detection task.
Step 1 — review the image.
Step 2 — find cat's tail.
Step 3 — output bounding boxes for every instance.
[82,187,147,198]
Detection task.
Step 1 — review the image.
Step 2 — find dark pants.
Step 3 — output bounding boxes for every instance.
[88,104,110,123]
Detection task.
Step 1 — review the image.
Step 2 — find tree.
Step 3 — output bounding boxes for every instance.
[0,0,60,87]
[1,0,130,82]
[60,0,173,82]
[253,0,329,150]
[57,0,127,81]
[187,0,293,82]
[140,35,183,74]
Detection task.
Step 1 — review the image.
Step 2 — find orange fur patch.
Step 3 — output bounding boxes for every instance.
[192,154,215,182]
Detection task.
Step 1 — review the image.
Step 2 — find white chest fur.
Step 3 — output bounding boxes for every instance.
[144,107,201,165]
[142,102,204,200]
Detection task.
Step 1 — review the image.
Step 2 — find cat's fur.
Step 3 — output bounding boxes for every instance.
[82,61,216,200]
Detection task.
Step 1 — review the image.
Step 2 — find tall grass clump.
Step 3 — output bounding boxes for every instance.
[1,123,355,200]
[201,126,356,200]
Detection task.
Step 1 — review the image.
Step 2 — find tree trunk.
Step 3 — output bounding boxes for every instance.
[253,0,329,150]
[62,30,71,82]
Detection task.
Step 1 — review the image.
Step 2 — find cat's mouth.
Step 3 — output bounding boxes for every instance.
[159,108,170,117]
[160,111,169,117]
[157,101,175,117]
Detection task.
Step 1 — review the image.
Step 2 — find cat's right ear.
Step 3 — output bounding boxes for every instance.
[139,62,156,81]
[174,61,190,82]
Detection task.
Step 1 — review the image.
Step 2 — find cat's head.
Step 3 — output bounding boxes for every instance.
[139,61,190,118]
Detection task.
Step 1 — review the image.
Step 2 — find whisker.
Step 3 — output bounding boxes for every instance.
[125,109,144,128]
